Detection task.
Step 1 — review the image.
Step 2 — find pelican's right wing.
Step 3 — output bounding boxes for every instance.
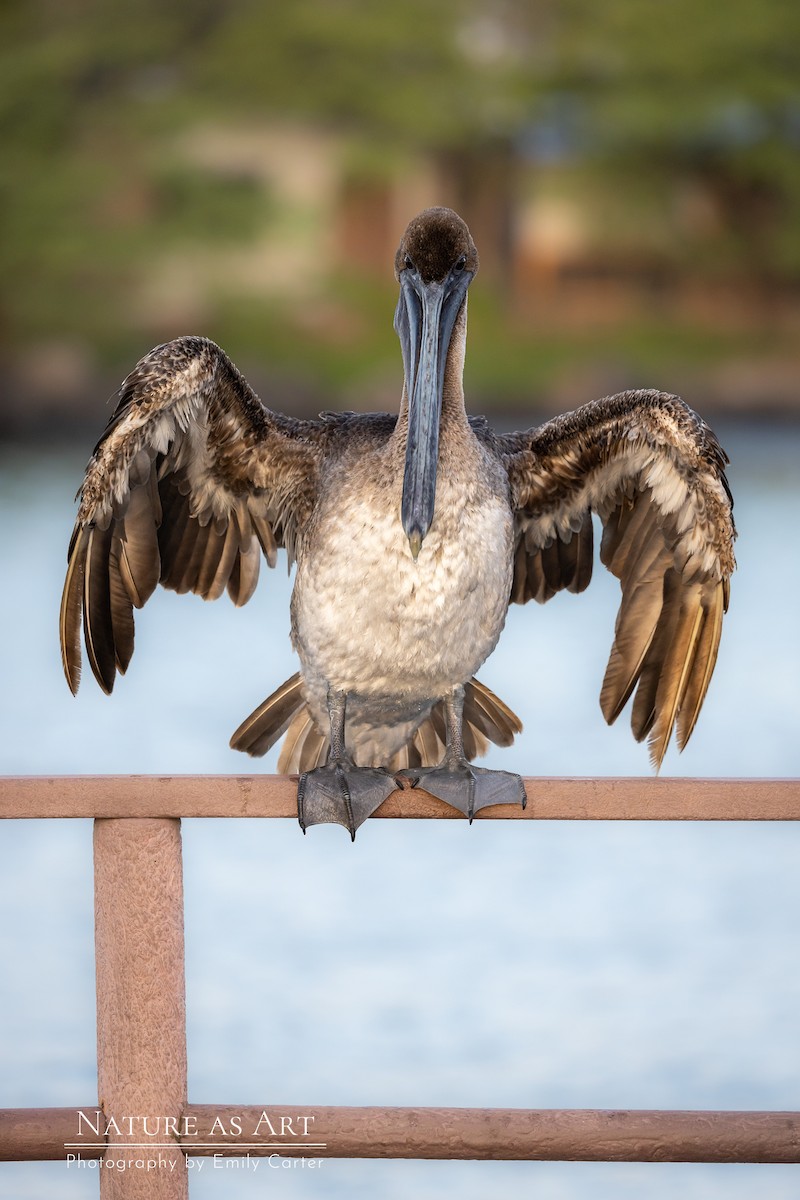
[60,336,327,695]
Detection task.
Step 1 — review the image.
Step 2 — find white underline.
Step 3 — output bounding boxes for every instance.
[64,1143,328,1150]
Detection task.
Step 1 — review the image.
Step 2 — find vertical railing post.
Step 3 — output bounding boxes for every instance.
[94,818,188,1199]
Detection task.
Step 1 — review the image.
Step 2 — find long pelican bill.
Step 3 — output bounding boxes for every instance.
[395,263,473,558]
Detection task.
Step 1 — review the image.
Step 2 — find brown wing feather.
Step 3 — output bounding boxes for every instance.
[60,336,325,695]
[570,514,594,593]
[156,477,192,589]
[227,535,260,607]
[82,526,116,694]
[60,527,89,694]
[599,559,666,725]
[497,389,735,765]
[647,583,706,765]
[116,482,160,608]
[676,583,725,752]
[630,569,685,746]
[512,512,594,604]
[109,537,135,674]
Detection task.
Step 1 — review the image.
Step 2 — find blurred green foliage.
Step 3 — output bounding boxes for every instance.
[1,0,799,406]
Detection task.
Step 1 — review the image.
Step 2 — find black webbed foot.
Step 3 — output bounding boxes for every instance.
[398,762,527,822]
[297,760,399,840]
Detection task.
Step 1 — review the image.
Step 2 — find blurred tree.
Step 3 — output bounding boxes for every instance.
[1,0,798,372]
[195,0,800,281]
[194,0,533,282]
[0,0,254,353]
[544,0,800,280]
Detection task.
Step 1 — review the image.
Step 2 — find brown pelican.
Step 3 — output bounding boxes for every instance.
[60,207,736,838]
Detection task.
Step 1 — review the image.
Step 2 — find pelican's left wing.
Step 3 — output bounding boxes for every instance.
[494,389,736,766]
[60,336,327,695]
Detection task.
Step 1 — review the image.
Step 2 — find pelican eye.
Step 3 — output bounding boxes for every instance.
[404,254,414,270]
[453,254,467,272]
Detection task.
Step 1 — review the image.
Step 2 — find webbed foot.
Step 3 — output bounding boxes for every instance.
[297,761,399,840]
[398,763,527,822]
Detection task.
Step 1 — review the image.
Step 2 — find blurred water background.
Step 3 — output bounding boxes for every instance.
[2,2,800,1197]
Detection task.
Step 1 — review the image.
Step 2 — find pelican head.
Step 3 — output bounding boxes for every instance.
[394,208,479,559]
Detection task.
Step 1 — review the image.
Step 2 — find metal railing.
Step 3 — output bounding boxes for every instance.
[1,775,799,1198]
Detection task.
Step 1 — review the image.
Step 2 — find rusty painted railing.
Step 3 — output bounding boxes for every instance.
[1,775,799,1198]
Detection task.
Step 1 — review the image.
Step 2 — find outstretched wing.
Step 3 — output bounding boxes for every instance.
[60,336,326,696]
[497,389,736,767]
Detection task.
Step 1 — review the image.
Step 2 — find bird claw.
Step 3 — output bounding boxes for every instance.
[297,761,399,840]
[397,763,527,822]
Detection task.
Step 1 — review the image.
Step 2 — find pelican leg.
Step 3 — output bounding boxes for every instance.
[297,688,398,840]
[399,687,527,821]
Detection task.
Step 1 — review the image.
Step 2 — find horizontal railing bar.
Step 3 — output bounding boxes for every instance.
[0,1110,102,1161]
[2,1105,798,1163]
[0,775,798,821]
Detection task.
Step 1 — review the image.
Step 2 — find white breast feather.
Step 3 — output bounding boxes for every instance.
[293,474,513,728]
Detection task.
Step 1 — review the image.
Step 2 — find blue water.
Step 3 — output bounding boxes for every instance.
[1,424,799,1198]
